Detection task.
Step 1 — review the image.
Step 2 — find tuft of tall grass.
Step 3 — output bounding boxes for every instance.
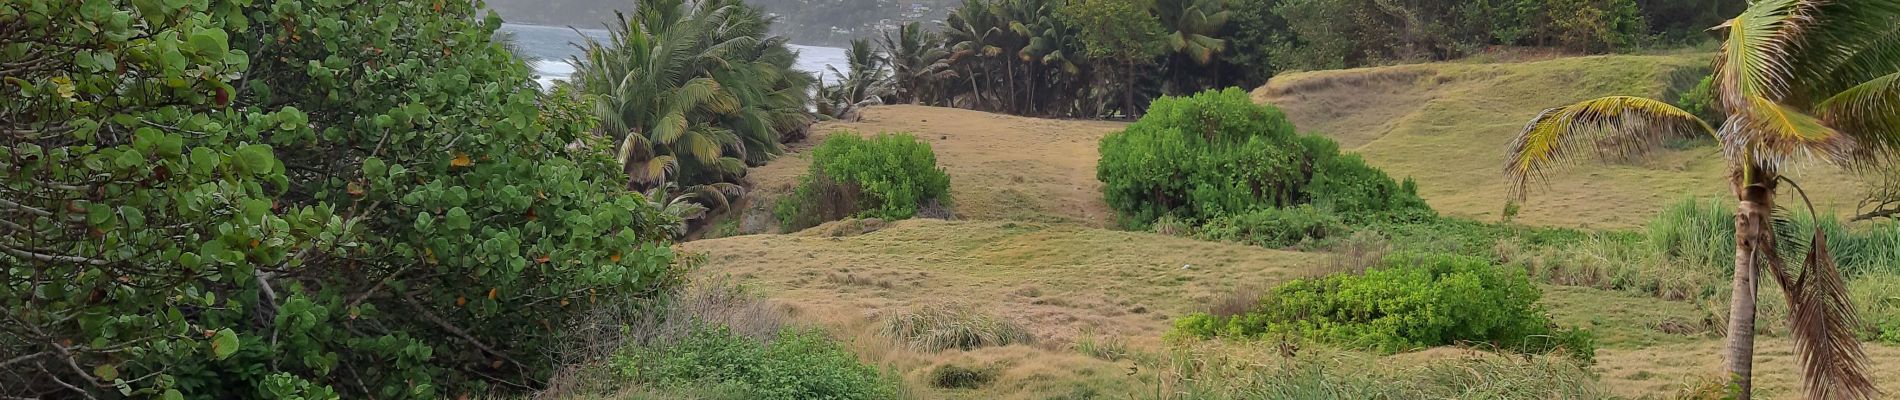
[880,304,1035,351]
[1647,197,1900,278]
[1646,197,1736,278]
[1848,274,1900,344]
[1073,332,1132,362]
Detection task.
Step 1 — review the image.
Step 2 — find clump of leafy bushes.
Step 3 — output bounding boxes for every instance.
[1173,253,1595,362]
[1096,88,1429,237]
[612,327,900,400]
[776,133,951,231]
[3,2,683,398]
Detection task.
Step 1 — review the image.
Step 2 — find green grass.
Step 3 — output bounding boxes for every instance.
[1163,344,1604,400]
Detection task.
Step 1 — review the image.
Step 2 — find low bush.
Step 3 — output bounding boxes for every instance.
[776,133,950,231]
[1195,206,1348,249]
[612,327,900,400]
[1096,88,1429,230]
[881,305,1035,351]
[1173,253,1595,362]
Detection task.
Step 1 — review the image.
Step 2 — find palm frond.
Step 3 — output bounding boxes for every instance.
[1787,229,1880,400]
[1714,0,1805,110]
[1723,95,1853,170]
[1816,71,1900,164]
[1506,97,1716,198]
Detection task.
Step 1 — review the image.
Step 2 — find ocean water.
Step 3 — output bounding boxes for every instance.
[497,23,848,89]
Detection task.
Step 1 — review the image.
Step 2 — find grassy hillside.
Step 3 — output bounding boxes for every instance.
[1255,54,1868,229]
[684,54,1900,399]
[682,219,1900,399]
[745,106,1126,229]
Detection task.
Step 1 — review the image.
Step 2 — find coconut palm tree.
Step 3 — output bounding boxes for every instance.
[880,22,952,105]
[818,38,892,121]
[1504,1,1899,398]
[569,0,813,194]
[1154,0,1229,94]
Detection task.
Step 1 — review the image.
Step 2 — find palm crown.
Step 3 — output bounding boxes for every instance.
[1506,1,1899,398]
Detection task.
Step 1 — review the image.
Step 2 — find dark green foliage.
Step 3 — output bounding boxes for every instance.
[3,1,680,398]
[776,133,950,231]
[615,327,901,400]
[1173,253,1596,362]
[1097,88,1429,229]
[1195,206,1347,249]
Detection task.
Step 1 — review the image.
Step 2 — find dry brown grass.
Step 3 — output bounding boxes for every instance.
[664,54,1900,399]
[1256,54,1866,229]
[748,106,1126,230]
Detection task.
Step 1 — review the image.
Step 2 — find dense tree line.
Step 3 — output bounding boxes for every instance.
[835,0,1743,119]
[484,0,957,46]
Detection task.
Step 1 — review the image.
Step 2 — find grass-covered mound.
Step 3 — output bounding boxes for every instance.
[776,133,951,231]
[1097,88,1430,231]
[1173,253,1595,362]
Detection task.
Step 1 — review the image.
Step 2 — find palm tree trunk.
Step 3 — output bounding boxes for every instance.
[1724,170,1776,399]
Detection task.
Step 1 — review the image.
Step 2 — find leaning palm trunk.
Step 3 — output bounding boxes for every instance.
[1725,171,1777,398]
[1503,1,1899,398]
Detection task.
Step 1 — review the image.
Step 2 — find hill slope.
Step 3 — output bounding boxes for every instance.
[1256,54,1867,228]
[746,106,1125,229]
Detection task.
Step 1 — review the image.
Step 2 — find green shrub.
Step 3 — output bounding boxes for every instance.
[614,327,900,400]
[1096,88,1430,230]
[3,1,680,398]
[776,133,950,231]
[1196,206,1348,249]
[1173,253,1595,362]
[881,305,1035,351]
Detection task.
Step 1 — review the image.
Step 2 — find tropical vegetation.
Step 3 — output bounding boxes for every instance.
[1173,253,1596,362]
[1503,0,1900,397]
[1,0,683,398]
[566,0,817,210]
[775,133,951,231]
[1096,89,1430,230]
[849,0,1746,119]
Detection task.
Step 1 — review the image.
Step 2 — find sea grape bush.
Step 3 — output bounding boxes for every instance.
[776,133,950,231]
[1,1,681,398]
[1173,253,1596,363]
[1096,88,1429,230]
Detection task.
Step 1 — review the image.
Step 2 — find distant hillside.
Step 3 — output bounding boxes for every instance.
[484,0,954,46]
[1254,53,1868,228]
